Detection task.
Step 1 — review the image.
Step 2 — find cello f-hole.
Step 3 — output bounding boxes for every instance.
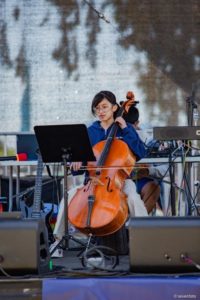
[106,177,113,192]
[84,180,92,192]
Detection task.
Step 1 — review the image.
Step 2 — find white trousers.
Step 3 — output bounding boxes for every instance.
[53,179,148,240]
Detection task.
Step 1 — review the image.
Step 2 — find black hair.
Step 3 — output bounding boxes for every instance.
[124,105,139,124]
[91,91,117,115]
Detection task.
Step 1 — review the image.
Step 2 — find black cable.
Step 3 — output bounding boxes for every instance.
[170,148,200,216]
[144,151,197,215]
[192,184,200,216]
[134,155,177,213]
[0,265,12,277]
[183,169,200,216]
[143,139,159,158]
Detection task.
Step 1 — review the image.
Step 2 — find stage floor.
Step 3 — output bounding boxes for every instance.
[0,247,200,300]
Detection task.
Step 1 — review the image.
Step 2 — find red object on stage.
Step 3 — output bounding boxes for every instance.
[0,153,28,161]
[16,153,28,161]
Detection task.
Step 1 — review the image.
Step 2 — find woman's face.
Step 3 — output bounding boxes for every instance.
[94,98,117,122]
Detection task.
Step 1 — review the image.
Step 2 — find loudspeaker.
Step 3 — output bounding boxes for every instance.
[0,213,50,275]
[128,217,200,273]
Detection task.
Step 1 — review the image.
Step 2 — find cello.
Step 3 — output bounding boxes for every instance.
[68,91,136,236]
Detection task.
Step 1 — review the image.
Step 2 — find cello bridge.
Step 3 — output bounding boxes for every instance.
[90,176,104,186]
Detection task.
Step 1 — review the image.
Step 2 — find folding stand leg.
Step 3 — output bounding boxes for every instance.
[50,232,95,257]
[62,155,69,249]
[50,155,95,255]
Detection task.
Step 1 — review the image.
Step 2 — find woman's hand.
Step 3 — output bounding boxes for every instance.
[70,162,82,171]
[115,116,127,129]
[135,167,150,179]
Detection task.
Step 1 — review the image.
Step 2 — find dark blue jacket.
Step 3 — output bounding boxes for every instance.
[88,121,146,161]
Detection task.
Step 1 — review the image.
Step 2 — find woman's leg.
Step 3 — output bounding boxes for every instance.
[123,179,148,217]
[141,181,160,214]
[53,185,83,240]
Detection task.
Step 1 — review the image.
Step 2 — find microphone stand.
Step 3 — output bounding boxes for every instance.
[185,83,198,215]
[62,151,70,250]
[186,83,198,127]
[168,149,176,215]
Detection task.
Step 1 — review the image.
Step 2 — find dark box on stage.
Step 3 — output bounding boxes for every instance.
[153,126,200,140]
[0,214,50,275]
[129,217,200,273]
[16,133,38,160]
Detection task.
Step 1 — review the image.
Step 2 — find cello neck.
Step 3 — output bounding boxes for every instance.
[97,105,124,167]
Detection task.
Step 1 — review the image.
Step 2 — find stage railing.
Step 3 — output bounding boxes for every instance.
[1,156,200,215]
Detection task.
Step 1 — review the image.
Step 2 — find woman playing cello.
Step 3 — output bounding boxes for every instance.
[53,91,148,241]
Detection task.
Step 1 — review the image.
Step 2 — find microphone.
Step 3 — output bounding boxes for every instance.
[0,153,28,161]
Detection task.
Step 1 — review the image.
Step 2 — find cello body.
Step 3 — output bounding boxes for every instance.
[68,139,136,236]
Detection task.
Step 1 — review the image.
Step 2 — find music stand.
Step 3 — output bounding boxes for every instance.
[34,124,96,250]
